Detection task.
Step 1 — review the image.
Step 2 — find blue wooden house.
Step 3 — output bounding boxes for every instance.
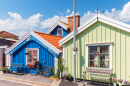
[5,31,63,74]
[5,15,80,74]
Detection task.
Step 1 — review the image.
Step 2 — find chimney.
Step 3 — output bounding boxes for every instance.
[67,15,80,33]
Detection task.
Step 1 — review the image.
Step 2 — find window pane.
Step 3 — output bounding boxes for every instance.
[90,54,98,60]
[28,51,32,58]
[58,29,62,36]
[100,61,109,68]
[100,47,108,53]
[33,55,37,59]
[33,50,37,55]
[90,61,98,67]
[28,59,31,62]
[89,47,97,53]
[100,54,109,61]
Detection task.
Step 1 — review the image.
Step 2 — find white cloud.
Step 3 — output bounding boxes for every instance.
[0,1,130,37]
[0,12,43,37]
[66,9,70,13]
[41,15,67,29]
[19,31,26,36]
[68,11,80,16]
[80,1,130,25]
[8,12,22,19]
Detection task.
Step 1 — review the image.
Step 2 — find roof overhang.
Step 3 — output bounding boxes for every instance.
[46,21,68,34]
[4,38,18,42]
[0,45,7,48]
[59,14,130,46]
[5,31,61,57]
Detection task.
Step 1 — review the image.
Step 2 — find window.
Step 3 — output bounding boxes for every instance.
[26,49,39,65]
[88,46,109,68]
[57,28,62,36]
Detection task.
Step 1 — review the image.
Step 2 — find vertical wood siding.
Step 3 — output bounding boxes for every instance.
[64,21,130,80]
[13,41,54,74]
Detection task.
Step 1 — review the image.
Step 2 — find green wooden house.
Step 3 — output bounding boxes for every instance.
[59,14,130,81]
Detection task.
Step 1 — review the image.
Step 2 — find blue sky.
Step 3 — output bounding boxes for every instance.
[0,0,130,37]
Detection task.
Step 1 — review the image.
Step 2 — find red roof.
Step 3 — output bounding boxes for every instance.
[0,31,18,39]
[34,31,63,50]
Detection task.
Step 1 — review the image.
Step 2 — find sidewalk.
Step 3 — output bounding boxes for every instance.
[59,78,111,86]
[0,73,61,86]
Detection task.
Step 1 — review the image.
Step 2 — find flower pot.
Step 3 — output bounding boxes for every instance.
[65,76,69,81]
[113,82,116,86]
[73,51,77,55]
[68,77,73,81]
[2,70,6,73]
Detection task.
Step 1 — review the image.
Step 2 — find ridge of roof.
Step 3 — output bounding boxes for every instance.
[46,21,69,34]
[34,30,63,38]
[59,21,69,27]
[59,14,130,46]
[0,31,18,38]
[5,30,61,56]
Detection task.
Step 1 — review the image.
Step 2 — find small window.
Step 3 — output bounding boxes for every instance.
[57,28,62,36]
[88,46,109,68]
[26,49,38,65]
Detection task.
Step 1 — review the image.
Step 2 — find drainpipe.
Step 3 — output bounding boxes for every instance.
[73,0,76,82]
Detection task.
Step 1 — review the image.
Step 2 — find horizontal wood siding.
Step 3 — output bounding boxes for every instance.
[64,21,130,80]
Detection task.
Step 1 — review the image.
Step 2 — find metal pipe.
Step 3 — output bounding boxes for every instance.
[73,0,76,82]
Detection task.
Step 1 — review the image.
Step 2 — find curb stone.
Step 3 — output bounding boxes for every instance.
[50,79,62,86]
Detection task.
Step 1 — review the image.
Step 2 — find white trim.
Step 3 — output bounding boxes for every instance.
[63,45,65,66]
[54,57,58,74]
[86,46,88,68]
[25,48,39,66]
[5,31,61,55]
[4,38,18,42]
[31,31,61,54]
[5,31,31,54]
[0,45,7,48]
[5,54,13,68]
[85,42,113,46]
[86,43,113,69]
[46,21,68,34]
[59,14,130,46]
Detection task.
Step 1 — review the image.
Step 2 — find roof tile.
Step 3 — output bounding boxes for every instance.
[34,31,63,50]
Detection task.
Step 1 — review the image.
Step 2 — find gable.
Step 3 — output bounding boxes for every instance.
[5,31,61,57]
[59,14,130,46]
[65,21,130,47]
[50,25,68,37]
[46,21,68,34]
[9,35,59,57]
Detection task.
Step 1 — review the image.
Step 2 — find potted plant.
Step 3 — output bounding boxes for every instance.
[72,47,78,55]
[68,74,73,81]
[124,80,130,86]
[64,73,71,81]
[112,78,117,86]
[2,66,7,73]
[118,79,123,86]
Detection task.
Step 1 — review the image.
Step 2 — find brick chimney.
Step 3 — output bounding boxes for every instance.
[67,15,80,33]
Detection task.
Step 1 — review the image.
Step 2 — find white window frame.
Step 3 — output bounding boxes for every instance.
[25,48,39,66]
[86,42,113,69]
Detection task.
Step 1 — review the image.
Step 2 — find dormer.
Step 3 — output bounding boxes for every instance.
[46,15,80,37]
